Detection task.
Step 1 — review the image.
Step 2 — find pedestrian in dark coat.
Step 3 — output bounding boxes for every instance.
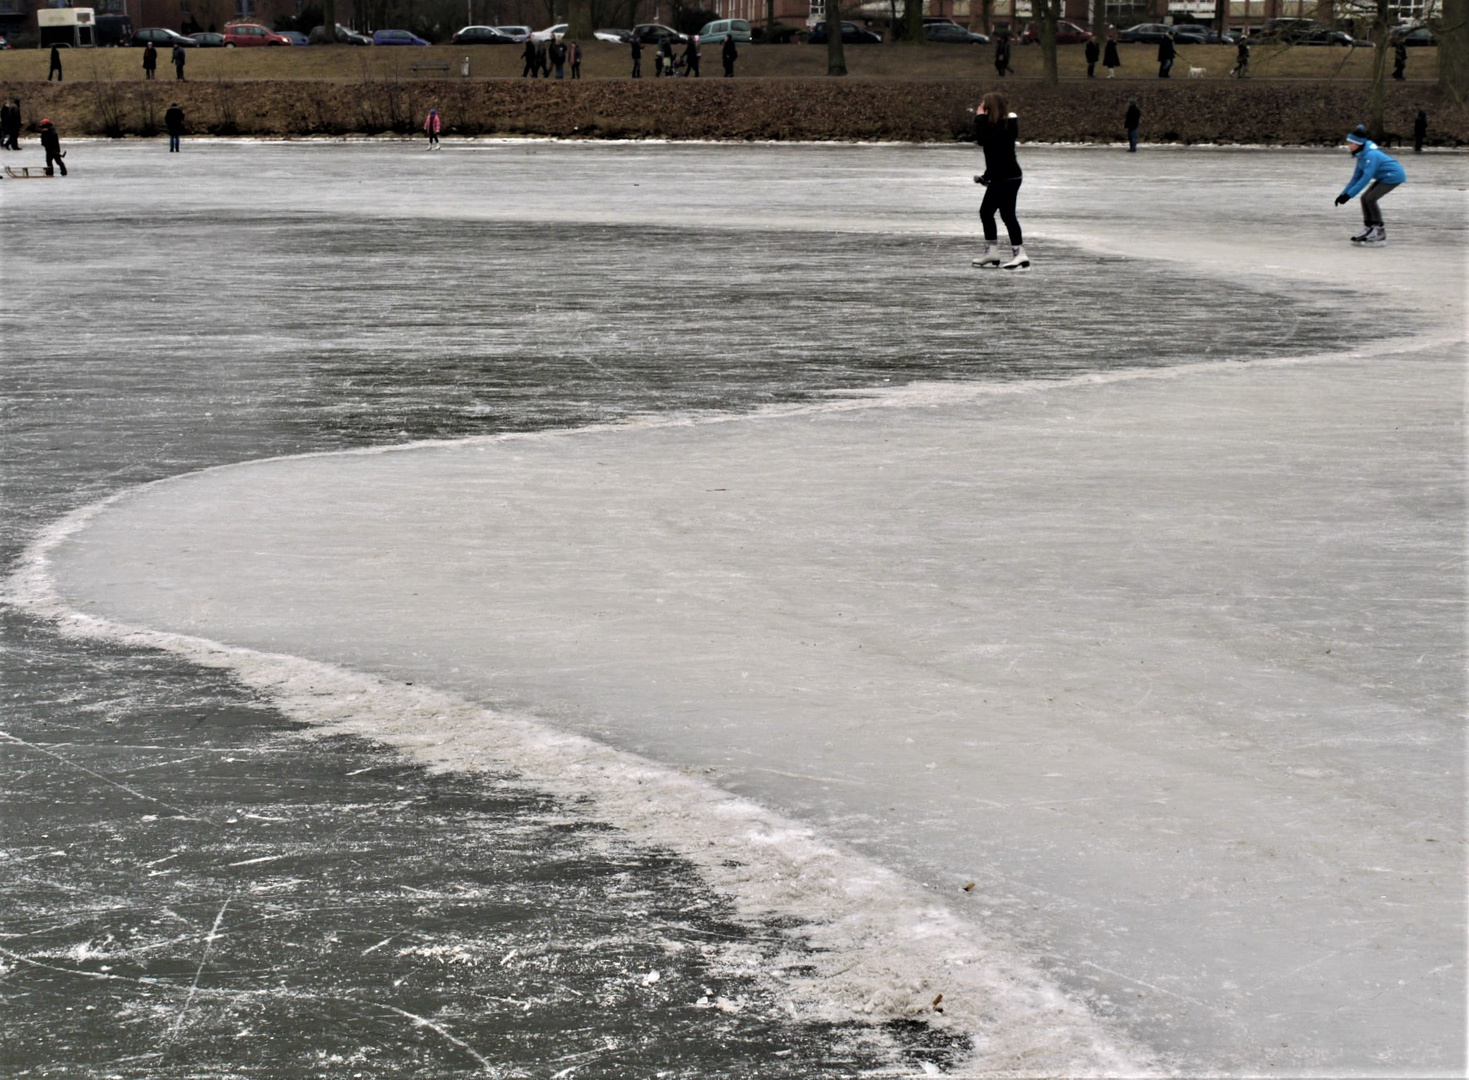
[173,43,186,80]
[165,102,184,151]
[1413,109,1427,152]
[994,36,1011,77]
[1230,37,1250,78]
[0,99,17,150]
[39,118,66,175]
[683,34,701,76]
[143,42,158,79]
[1157,32,1175,78]
[1124,99,1140,152]
[48,45,63,82]
[1084,38,1099,78]
[1103,30,1120,77]
[550,38,566,78]
[536,38,550,77]
[631,37,643,77]
[568,40,581,78]
[1392,41,1407,80]
[659,36,675,75]
[722,34,737,76]
[522,37,539,77]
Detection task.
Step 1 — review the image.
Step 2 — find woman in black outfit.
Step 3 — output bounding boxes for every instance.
[971,91,1028,271]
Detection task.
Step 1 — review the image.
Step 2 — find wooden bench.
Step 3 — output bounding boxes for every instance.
[409,61,451,75]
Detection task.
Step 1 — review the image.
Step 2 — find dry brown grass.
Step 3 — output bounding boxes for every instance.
[0,40,1440,84]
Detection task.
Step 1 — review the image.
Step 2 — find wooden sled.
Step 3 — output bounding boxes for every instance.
[4,165,57,179]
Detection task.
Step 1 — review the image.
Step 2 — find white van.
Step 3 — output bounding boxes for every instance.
[696,18,752,43]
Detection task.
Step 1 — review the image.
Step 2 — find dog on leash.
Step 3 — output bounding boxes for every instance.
[1187,65,1207,78]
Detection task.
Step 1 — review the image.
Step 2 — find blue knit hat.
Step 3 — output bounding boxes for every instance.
[1346,125,1369,145]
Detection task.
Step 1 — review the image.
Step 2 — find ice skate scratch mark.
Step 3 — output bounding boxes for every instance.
[356,999,494,1074]
[1081,960,1207,1008]
[0,730,208,823]
[227,854,289,868]
[169,899,230,1041]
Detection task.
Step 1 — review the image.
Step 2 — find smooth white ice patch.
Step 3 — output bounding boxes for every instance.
[17,337,1465,1074]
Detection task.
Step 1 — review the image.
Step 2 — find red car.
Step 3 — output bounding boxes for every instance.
[1021,20,1093,44]
[222,22,292,46]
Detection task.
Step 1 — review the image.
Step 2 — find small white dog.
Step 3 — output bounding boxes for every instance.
[1187,65,1207,78]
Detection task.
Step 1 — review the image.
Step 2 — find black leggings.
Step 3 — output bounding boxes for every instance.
[980,176,1023,246]
[1359,180,1399,226]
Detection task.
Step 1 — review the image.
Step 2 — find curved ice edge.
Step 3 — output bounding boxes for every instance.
[5,341,1443,1078]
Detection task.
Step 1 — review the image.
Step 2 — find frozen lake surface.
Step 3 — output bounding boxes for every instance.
[5,140,1466,1077]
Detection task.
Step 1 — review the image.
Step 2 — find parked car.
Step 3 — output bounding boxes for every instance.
[531,23,567,41]
[453,25,516,44]
[222,23,291,46]
[595,28,632,42]
[925,22,988,43]
[697,18,753,43]
[326,23,374,45]
[807,20,882,44]
[0,34,10,49]
[494,25,533,41]
[923,16,959,25]
[373,28,430,45]
[95,13,133,45]
[189,31,225,46]
[1021,20,1092,44]
[275,30,310,45]
[1300,29,1356,45]
[1248,18,1327,43]
[1204,27,1243,44]
[131,27,197,48]
[1117,23,1175,44]
[630,23,686,44]
[1168,23,1210,43]
[1390,25,1435,46]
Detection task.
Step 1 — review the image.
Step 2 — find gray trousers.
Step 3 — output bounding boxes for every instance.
[1360,180,1399,226]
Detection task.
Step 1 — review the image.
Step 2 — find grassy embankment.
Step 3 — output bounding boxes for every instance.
[0,42,1457,143]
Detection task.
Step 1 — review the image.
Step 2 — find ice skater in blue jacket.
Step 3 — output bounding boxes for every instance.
[1334,125,1406,246]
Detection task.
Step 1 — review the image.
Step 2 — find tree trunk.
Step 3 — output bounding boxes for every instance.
[322,0,336,39]
[767,0,777,42]
[1092,0,1106,42]
[1440,0,1469,103]
[902,0,924,44]
[1213,0,1227,36]
[1369,0,1389,140]
[1038,0,1059,84]
[828,0,848,73]
[568,0,593,38]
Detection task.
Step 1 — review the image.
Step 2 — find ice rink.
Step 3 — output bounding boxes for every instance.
[8,139,1466,1076]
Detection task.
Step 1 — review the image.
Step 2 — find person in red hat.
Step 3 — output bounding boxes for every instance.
[39,118,66,176]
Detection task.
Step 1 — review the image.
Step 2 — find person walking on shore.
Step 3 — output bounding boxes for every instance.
[683,34,701,77]
[1103,29,1120,78]
[722,33,738,77]
[1392,40,1407,80]
[1230,36,1249,78]
[1084,37,1099,78]
[48,45,63,82]
[0,98,19,150]
[423,107,441,149]
[522,37,539,77]
[631,37,642,77]
[143,42,158,80]
[1125,98,1140,151]
[970,91,1028,271]
[569,40,582,79]
[39,118,66,176]
[1413,109,1427,152]
[164,101,184,151]
[173,43,186,81]
[1335,125,1405,245]
[536,37,550,78]
[1157,31,1175,78]
[994,35,1011,77]
[659,35,675,76]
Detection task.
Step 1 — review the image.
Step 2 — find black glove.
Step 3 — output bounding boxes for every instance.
[974,173,989,186]
[1334,193,1349,206]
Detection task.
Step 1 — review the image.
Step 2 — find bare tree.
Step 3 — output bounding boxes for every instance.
[972,0,994,37]
[901,0,924,44]
[1441,0,1469,102]
[828,0,848,73]
[1368,0,1390,138]
[568,0,593,37]
[767,0,777,42]
[1035,0,1061,83]
[323,0,337,37]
